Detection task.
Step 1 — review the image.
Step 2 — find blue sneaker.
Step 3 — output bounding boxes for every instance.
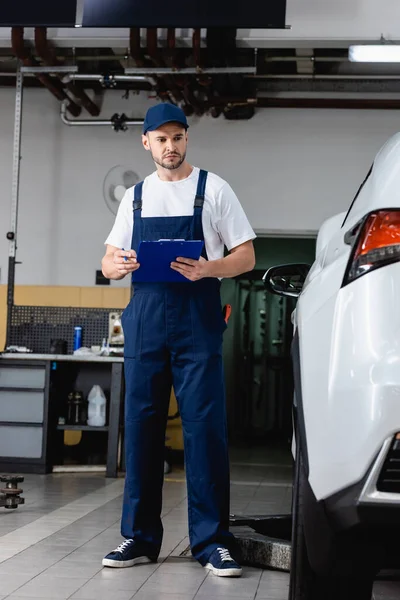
[205,547,242,577]
[102,539,157,568]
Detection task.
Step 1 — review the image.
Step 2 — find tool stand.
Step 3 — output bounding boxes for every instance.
[0,475,25,509]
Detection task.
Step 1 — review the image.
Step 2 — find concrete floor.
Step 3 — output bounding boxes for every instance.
[0,447,398,599]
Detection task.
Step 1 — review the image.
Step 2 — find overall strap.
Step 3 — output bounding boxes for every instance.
[133,181,144,211]
[194,169,208,209]
[131,181,144,252]
[192,170,208,259]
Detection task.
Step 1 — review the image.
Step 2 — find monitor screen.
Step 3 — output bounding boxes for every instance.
[0,0,77,26]
[82,0,286,28]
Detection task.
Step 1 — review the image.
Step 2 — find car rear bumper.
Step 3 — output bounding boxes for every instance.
[303,435,400,574]
[324,434,400,531]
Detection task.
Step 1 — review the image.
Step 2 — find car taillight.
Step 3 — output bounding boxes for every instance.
[344,210,400,285]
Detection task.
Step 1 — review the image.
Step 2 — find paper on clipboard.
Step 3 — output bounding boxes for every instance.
[133,239,204,282]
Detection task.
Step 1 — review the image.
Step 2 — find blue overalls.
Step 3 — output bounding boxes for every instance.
[121,169,234,565]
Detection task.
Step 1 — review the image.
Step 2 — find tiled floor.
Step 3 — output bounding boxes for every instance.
[0,448,398,599]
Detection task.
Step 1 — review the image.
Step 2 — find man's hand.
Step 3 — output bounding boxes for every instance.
[112,249,140,278]
[170,256,211,281]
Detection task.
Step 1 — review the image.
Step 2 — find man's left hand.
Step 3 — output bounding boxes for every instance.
[170,256,211,281]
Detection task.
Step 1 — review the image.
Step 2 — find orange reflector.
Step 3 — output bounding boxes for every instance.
[355,211,400,257]
[223,304,232,324]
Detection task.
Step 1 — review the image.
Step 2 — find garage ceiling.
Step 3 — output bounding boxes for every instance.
[1,28,400,118]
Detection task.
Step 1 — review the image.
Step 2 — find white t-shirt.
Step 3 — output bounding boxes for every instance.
[104,166,256,261]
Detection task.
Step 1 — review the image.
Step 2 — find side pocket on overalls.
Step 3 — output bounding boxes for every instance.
[121,294,143,359]
[190,295,226,359]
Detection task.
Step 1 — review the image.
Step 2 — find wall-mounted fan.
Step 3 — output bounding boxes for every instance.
[103,165,140,215]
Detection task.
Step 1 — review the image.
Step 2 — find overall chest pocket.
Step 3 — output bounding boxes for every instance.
[141,217,192,241]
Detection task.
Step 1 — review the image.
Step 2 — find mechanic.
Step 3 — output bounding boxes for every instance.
[101,103,256,577]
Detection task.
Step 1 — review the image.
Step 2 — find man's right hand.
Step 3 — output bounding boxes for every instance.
[102,246,140,280]
[113,249,140,277]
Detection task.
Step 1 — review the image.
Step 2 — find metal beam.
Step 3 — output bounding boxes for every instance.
[20,65,78,74]
[255,79,400,93]
[6,65,23,346]
[8,67,23,260]
[256,96,400,109]
[124,66,257,75]
[249,73,400,80]
[0,31,381,50]
[75,0,84,28]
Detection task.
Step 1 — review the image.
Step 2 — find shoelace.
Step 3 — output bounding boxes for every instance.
[114,539,134,553]
[217,547,234,563]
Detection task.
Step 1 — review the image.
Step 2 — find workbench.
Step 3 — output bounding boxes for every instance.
[0,353,124,477]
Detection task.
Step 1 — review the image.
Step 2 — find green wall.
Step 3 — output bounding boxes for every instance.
[252,236,316,270]
[221,236,316,441]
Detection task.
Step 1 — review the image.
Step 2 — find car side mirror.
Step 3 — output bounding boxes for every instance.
[263,263,311,298]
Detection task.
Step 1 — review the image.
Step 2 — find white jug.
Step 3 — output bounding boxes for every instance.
[87,385,106,427]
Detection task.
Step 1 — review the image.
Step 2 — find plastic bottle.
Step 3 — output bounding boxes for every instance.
[87,385,106,427]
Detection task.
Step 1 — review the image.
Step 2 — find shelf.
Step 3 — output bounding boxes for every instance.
[0,421,42,428]
[0,387,44,392]
[57,425,109,432]
[53,465,107,473]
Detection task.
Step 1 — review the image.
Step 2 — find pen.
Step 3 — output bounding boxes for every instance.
[122,248,127,262]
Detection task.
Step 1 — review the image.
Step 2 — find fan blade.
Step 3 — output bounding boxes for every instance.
[114,185,127,202]
[123,170,139,188]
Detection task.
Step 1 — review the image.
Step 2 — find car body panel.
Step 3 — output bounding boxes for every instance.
[293,132,400,502]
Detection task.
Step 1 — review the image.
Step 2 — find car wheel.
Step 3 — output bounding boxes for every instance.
[289,442,374,600]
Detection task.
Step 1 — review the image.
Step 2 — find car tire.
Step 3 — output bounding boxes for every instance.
[289,442,374,600]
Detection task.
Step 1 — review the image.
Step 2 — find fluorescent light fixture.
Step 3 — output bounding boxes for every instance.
[349,45,400,62]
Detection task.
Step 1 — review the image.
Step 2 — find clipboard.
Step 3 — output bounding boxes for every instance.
[133,239,204,282]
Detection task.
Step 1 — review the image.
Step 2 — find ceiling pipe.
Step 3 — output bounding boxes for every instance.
[34,27,100,117]
[193,29,202,68]
[60,103,144,129]
[197,29,221,118]
[128,27,169,101]
[145,27,205,116]
[11,27,81,117]
[146,28,186,107]
[146,28,163,68]
[129,28,144,67]
[192,28,215,87]
[163,27,197,113]
[62,73,156,96]
[63,73,149,83]
[167,28,178,69]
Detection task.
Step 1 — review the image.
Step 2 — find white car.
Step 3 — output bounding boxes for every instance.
[264,132,400,600]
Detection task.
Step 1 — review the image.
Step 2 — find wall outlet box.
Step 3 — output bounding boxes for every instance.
[95,270,110,286]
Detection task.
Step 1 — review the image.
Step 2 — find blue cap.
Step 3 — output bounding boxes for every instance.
[143,103,188,134]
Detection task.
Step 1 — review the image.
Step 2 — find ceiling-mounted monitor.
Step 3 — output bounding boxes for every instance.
[82,0,287,28]
[0,0,77,26]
